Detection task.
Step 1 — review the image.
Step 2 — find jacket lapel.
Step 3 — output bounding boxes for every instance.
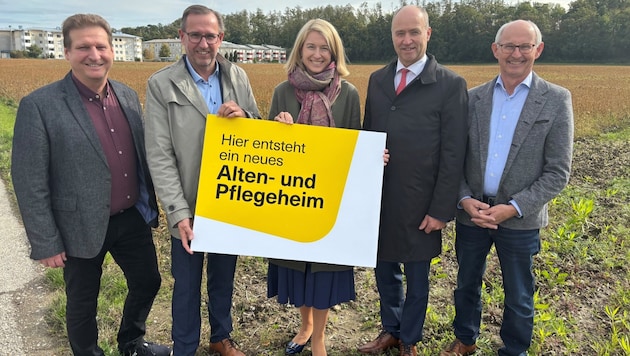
[376,56,438,100]
[171,57,210,118]
[217,55,234,102]
[415,55,438,85]
[61,72,108,166]
[502,73,548,175]
[376,60,397,100]
[112,81,142,153]
[473,80,495,178]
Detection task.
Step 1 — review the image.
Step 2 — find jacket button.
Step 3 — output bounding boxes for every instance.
[168,205,175,211]
[390,106,397,111]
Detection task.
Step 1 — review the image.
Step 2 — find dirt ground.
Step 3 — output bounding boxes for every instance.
[12,134,630,355]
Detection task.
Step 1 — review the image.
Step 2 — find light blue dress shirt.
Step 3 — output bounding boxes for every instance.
[185,56,223,114]
[483,73,533,215]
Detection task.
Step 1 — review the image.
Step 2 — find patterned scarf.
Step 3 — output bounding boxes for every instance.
[288,62,341,127]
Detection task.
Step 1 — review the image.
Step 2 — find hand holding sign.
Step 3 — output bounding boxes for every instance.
[192,115,386,267]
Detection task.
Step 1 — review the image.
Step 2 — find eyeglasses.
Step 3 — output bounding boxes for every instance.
[184,32,221,44]
[497,43,536,54]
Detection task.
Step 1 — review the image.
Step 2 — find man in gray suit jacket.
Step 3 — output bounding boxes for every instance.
[441,20,574,356]
[11,14,170,356]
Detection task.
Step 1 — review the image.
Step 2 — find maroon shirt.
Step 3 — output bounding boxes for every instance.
[73,75,139,215]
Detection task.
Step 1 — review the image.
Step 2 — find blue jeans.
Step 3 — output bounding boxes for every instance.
[453,222,540,356]
[170,237,238,356]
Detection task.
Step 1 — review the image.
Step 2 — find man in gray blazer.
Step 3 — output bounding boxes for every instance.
[144,5,259,356]
[441,20,574,356]
[11,14,170,356]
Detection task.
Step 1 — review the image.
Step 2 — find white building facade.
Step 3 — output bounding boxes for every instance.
[112,32,143,61]
[0,27,142,61]
[1,26,284,64]
[0,26,63,59]
[142,39,182,61]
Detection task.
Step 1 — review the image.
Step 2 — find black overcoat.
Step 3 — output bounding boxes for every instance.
[363,54,468,262]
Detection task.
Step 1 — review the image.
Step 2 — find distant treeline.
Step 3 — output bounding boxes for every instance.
[120,0,630,63]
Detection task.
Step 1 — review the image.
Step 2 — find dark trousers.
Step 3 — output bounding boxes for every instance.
[170,236,238,356]
[374,260,431,345]
[63,208,161,356]
[453,222,540,356]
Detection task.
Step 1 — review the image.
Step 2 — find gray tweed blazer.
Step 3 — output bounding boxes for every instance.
[12,72,157,260]
[457,72,574,230]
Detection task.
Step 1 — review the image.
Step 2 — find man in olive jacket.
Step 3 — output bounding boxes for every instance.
[144,5,259,356]
[359,5,468,356]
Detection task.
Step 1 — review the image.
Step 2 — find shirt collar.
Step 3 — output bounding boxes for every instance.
[71,73,110,100]
[184,55,220,83]
[496,71,533,91]
[396,54,428,76]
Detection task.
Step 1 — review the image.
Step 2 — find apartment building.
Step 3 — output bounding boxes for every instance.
[112,32,142,61]
[142,38,182,61]
[0,26,63,59]
[1,26,284,64]
[0,27,142,61]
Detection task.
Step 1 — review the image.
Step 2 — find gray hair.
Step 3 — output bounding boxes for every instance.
[495,20,542,44]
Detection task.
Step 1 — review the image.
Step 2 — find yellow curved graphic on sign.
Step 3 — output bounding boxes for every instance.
[196,115,358,243]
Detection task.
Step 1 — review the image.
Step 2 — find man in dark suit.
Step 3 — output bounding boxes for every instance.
[441,20,574,356]
[359,5,468,356]
[11,14,170,356]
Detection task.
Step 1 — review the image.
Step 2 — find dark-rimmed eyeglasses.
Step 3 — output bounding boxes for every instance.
[184,32,221,44]
[497,43,536,54]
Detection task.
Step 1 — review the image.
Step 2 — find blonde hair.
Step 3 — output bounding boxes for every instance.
[284,19,349,76]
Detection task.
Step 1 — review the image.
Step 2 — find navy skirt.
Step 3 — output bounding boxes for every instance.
[267,263,355,310]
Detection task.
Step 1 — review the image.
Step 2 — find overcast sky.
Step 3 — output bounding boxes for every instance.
[1,0,571,30]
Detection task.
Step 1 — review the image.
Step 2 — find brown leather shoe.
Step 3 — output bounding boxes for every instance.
[440,339,477,356]
[357,330,399,354]
[209,338,245,356]
[399,343,418,356]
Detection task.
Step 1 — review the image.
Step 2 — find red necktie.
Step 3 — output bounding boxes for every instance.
[396,68,409,95]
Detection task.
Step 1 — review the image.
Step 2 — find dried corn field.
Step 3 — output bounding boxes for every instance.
[1,59,629,137]
[2,58,630,355]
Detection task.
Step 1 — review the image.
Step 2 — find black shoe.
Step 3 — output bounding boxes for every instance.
[121,340,172,356]
[285,338,310,355]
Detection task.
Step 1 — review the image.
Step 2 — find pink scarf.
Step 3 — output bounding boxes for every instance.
[288,62,341,127]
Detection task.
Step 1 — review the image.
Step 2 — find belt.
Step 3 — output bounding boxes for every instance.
[482,195,496,206]
[110,206,134,218]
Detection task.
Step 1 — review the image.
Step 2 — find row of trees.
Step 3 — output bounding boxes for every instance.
[142,44,173,61]
[120,0,630,63]
[9,44,49,58]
